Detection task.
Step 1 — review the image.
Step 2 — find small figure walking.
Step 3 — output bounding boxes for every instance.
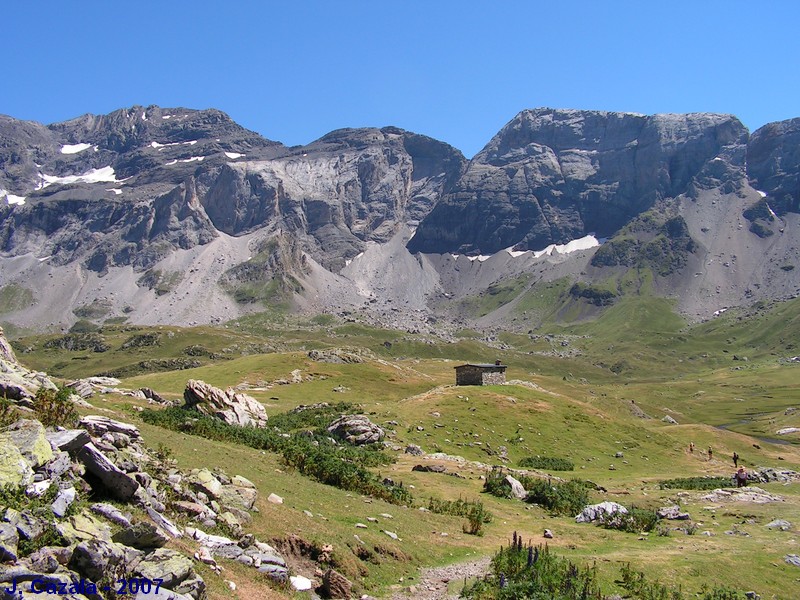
[733,452,739,467]
[707,446,713,461]
[736,467,748,488]
[689,442,694,453]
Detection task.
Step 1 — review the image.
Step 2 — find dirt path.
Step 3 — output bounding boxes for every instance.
[387,556,492,599]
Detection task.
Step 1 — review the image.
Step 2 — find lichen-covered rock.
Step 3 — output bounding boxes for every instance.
[56,511,113,544]
[0,440,34,486]
[183,379,268,427]
[135,548,200,594]
[327,415,384,445]
[0,419,53,469]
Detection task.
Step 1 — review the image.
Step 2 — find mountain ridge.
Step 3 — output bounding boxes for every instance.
[1,105,799,333]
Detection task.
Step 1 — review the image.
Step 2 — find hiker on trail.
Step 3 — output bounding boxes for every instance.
[708,446,713,460]
[736,467,748,487]
[733,452,739,467]
[689,442,694,453]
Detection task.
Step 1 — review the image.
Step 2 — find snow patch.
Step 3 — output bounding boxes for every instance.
[224,152,245,159]
[164,156,205,166]
[60,143,94,154]
[532,234,601,258]
[151,140,197,150]
[468,255,491,262]
[38,256,52,262]
[757,190,767,197]
[107,188,123,195]
[766,202,778,219]
[141,112,147,121]
[1,189,26,205]
[162,115,172,120]
[713,308,728,317]
[38,166,119,188]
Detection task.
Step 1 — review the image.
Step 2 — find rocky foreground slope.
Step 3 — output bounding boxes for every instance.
[1,106,799,330]
[0,326,363,599]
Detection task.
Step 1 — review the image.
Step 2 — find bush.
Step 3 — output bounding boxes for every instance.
[524,479,590,517]
[518,456,574,471]
[483,467,514,499]
[658,476,731,490]
[0,396,21,427]
[463,536,749,599]
[33,387,79,428]
[426,497,493,536]
[599,507,659,533]
[463,538,603,599]
[141,405,410,505]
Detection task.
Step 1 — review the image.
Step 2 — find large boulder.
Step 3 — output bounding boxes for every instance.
[75,442,140,501]
[183,379,268,427]
[326,415,385,445]
[575,501,628,523]
[504,474,528,500]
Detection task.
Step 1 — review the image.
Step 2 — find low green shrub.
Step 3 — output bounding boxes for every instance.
[658,476,731,490]
[141,405,410,505]
[523,479,590,517]
[463,537,603,599]
[518,456,574,471]
[463,535,750,599]
[599,507,659,533]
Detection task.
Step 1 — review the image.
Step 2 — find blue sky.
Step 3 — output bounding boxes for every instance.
[5,1,798,158]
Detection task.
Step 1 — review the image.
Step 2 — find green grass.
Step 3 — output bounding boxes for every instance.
[11,294,800,599]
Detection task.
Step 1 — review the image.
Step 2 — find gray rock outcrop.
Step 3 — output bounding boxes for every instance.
[183,379,268,427]
[0,412,281,598]
[408,108,747,255]
[326,415,385,445]
[575,501,628,523]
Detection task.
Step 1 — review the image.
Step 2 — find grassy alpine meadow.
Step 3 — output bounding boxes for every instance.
[9,296,800,598]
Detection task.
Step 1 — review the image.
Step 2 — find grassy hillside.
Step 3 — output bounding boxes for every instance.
[9,297,800,598]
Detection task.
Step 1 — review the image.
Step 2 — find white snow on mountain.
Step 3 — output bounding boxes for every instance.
[224,152,245,159]
[60,143,94,154]
[1,189,26,205]
[38,166,119,188]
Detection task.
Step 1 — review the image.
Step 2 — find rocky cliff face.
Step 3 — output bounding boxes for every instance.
[747,117,800,215]
[0,109,465,275]
[198,126,465,270]
[407,108,748,255]
[1,105,800,330]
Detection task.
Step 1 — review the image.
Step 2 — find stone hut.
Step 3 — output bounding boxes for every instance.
[454,360,507,385]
